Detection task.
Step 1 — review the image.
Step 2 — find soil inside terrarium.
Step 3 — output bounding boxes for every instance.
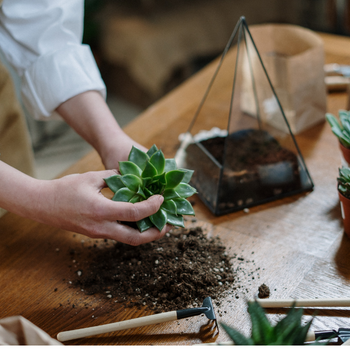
[184,129,302,214]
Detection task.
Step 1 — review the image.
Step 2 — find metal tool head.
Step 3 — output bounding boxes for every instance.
[338,328,350,343]
[202,297,218,330]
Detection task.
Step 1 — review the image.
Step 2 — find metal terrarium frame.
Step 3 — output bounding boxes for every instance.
[176,16,314,215]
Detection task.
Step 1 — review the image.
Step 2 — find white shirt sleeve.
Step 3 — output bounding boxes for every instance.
[0,0,106,120]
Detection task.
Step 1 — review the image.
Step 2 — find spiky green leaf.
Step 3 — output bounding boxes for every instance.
[221,323,254,345]
[119,161,142,176]
[248,301,274,344]
[128,146,149,171]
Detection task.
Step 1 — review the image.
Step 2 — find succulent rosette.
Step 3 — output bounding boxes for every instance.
[104,145,197,232]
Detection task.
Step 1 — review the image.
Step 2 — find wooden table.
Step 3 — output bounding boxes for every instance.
[1,32,350,345]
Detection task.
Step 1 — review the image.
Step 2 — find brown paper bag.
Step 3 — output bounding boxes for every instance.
[0,316,61,345]
[240,24,327,134]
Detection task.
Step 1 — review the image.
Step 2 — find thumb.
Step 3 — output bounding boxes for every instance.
[103,195,164,222]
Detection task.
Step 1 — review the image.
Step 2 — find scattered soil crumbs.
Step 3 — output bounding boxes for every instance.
[70,227,237,312]
[258,283,270,298]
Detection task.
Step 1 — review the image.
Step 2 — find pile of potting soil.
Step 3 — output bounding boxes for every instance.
[70,226,237,312]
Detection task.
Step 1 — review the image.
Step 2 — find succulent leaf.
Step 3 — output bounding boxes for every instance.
[161,199,177,214]
[137,217,153,232]
[163,189,181,201]
[150,209,167,231]
[165,170,185,189]
[129,194,142,203]
[104,144,196,232]
[166,212,185,227]
[164,158,177,172]
[149,150,165,174]
[142,161,158,178]
[112,188,136,202]
[180,168,194,184]
[147,144,158,157]
[174,183,197,198]
[128,146,149,171]
[104,175,124,193]
[120,174,142,192]
[119,161,142,176]
[173,198,195,215]
[136,186,146,199]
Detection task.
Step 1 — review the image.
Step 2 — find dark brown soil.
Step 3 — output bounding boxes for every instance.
[68,225,252,313]
[258,283,270,298]
[184,129,303,215]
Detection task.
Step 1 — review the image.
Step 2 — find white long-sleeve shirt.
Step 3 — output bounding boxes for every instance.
[0,0,106,120]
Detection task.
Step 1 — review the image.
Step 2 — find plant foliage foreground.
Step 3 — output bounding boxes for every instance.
[221,300,321,345]
[104,145,197,232]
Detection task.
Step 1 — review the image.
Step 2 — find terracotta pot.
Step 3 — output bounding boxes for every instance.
[339,142,350,165]
[338,190,350,237]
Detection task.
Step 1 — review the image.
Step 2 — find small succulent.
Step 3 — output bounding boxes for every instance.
[326,110,350,148]
[338,167,350,198]
[104,145,197,232]
[221,300,319,345]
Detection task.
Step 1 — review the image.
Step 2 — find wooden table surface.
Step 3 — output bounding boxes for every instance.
[1,32,350,345]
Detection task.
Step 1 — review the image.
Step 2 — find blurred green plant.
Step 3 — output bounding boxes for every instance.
[104,145,197,232]
[338,167,350,198]
[221,300,325,345]
[326,110,350,148]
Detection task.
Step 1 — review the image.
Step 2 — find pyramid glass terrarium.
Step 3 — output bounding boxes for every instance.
[175,17,314,216]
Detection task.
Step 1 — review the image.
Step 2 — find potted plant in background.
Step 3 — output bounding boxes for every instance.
[326,110,350,165]
[337,167,350,237]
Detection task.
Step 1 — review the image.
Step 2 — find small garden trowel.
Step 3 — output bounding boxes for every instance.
[57,296,217,342]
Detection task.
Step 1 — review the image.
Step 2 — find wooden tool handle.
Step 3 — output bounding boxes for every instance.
[254,298,350,308]
[57,310,177,342]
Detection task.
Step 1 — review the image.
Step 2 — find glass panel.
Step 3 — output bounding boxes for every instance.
[176,17,314,215]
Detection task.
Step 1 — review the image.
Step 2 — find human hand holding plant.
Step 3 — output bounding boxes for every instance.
[104,145,197,232]
[0,162,170,245]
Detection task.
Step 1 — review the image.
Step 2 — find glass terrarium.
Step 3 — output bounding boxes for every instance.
[175,17,314,216]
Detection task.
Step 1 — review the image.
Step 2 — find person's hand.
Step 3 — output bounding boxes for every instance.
[0,160,171,245]
[34,170,172,245]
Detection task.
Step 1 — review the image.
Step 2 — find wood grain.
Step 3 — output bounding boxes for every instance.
[1,33,350,345]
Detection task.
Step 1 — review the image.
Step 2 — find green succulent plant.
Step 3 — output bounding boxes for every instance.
[326,110,350,148]
[338,167,350,198]
[221,300,322,345]
[104,145,197,232]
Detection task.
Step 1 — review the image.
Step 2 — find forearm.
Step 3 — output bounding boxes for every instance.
[56,91,145,169]
[0,161,45,220]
